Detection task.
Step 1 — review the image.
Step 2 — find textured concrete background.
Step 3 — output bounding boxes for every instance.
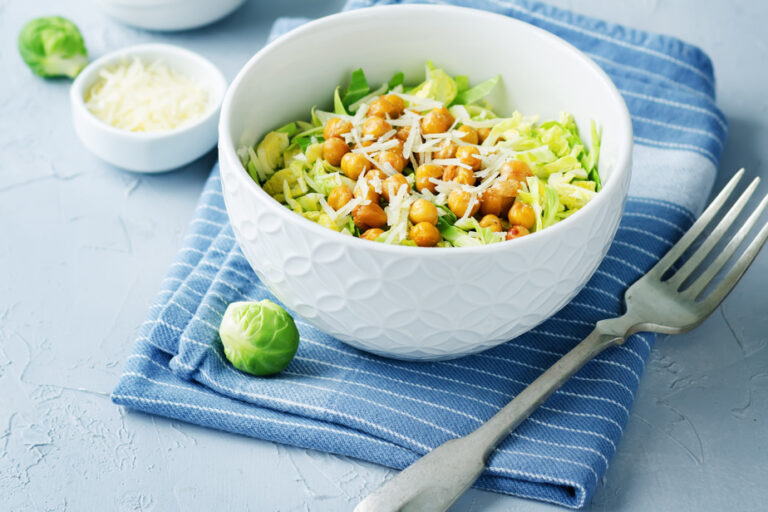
[1,0,766,510]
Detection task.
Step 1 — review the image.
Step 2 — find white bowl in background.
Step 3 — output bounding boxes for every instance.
[219,5,633,360]
[71,43,227,173]
[95,0,248,31]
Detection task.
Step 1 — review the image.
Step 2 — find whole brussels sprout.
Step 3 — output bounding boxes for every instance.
[18,16,88,79]
[219,300,300,376]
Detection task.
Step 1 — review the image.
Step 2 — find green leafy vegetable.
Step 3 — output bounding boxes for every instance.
[333,87,347,115]
[18,16,88,79]
[436,204,458,231]
[518,176,544,232]
[255,131,290,179]
[387,71,404,91]
[548,172,598,210]
[307,159,355,195]
[411,62,458,105]
[454,75,469,94]
[291,125,324,153]
[262,165,303,200]
[465,104,496,121]
[452,75,500,106]
[542,185,561,228]
[295,135,321,153]
[341,68,370,107]
[348,84,387,113]
[276,121,300,137]
[219,300,300,376]
[585,121,602,191]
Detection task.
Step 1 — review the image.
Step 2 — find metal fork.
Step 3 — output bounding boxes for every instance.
[356,169,768,512]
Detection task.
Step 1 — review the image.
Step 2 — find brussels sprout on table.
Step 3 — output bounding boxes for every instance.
[219,300,300,376]
[18,16,88,79]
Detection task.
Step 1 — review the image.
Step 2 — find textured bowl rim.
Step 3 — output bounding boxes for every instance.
[219,4,633,255]
[71,43,227,141]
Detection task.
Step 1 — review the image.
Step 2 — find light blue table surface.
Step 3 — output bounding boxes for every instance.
[1,1,766,510]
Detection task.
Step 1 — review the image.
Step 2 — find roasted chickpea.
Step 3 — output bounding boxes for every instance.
[368,94,405,119]
[448,189,480,218]
[508,201,536,229]
[383,94,405,116]
[362,116,392,139]
[368,97,396,118]
[479,187,502,216]
[506,225,530,240]
[456,168,476,186]
[361,228,384,241]
[395,126,411,143]
[500,159,533,182]
[377,150,407,173]
[442,165,457,182]
[409,199,438,226]
[421,107,454,134]
[382,173,409,202]
[354,186,379,203]
[443,165,475,186]
[364,168,387,184]
[493,178,521,215]
[323,117,352,140]
[409,222,441,247]
[415,164,444,193]
[433,140,457,160]
[477,127,491,143]
[479,214,503,232]
[322,137,350,166]
[340,152,371,180]
[327,185,353,211]
[457,125,479,145]
[353,203,387,230]
[455,145,481,171]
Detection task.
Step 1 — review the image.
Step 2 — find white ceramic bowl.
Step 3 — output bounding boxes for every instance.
[219,5,633,360]
[71,44,227,173]
[95,0,248,31]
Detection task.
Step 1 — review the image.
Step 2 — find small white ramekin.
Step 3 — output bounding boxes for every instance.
[95,0,248,32]
[70,43,227,173]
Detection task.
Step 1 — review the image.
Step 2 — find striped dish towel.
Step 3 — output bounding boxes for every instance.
[112,0,726,508]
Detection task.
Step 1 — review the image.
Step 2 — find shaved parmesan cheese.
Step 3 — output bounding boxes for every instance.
[402,115,421,160]
[391,92,443,111]
[352,138,399,155]
[352,103,369,125]
[460,118,506,128]
[382,185,414,244]
[85,57,208,132]
[431,158,472,169]
[379,129,397,142]
[319,196,338,220]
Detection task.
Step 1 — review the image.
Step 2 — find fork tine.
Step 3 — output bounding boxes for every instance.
[699,219,768,313]
[667,177,760,289]
[649,169,745,278]
[685,193,768,299]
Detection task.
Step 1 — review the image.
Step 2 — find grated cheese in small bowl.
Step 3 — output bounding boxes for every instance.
[84,57,209,132]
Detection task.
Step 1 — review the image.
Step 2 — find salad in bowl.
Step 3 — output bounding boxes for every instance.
[219,4,632,359]
[240,63,602,248]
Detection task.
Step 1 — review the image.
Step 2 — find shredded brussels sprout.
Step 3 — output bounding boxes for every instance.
[239,64,602,247]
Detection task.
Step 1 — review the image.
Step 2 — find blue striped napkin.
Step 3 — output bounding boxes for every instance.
[112,0,727,508]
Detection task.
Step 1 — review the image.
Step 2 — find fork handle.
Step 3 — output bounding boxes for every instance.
[354,318,630,512]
